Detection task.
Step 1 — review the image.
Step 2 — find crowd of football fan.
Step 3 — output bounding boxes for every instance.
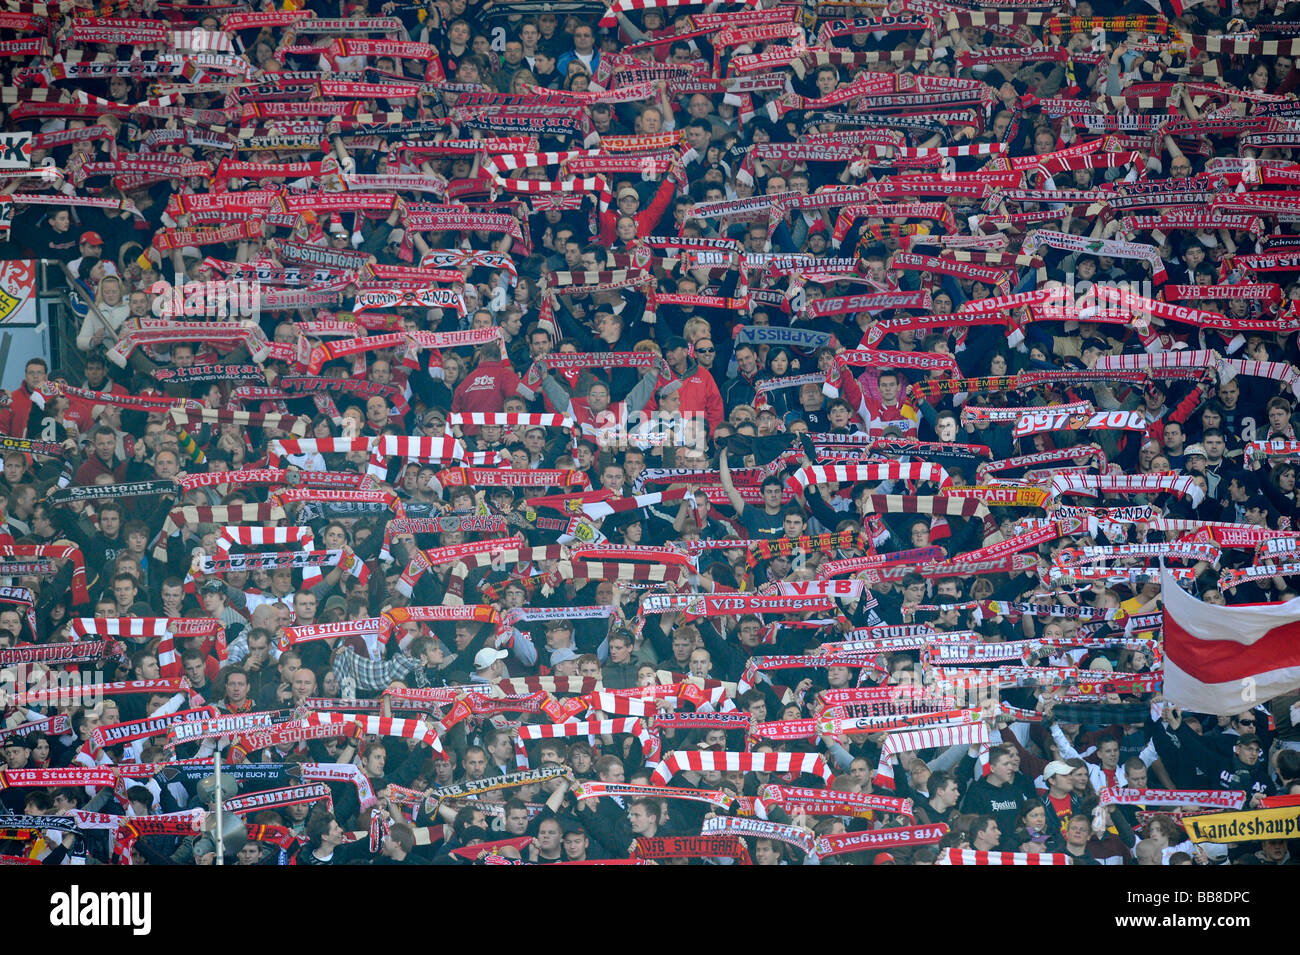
[1,0,1300,865]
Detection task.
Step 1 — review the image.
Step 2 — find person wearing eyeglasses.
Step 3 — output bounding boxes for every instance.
[692,338,723,391]
[1164,706,1275,808]
[1201,709,1274,761]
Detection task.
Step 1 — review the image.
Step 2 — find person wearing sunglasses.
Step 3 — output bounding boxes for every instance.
[693,338,722,389]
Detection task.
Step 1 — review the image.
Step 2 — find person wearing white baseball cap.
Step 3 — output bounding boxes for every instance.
[473,647,509,683]
[1041,761,1076,837]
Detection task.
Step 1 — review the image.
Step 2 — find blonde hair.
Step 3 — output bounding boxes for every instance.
[95,275,124,304]
[510,69,537,94]
[683,317,711,341]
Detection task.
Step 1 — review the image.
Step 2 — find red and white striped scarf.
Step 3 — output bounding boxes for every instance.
[516,719,657,768]
[874,721,990,790]
[0,639,115,670]
[302,713,442,754]
[266,437,372,466]
[818,547,947,579]
[152,504,285,560]
[784,462,952,495]
[572,781,734,811]
[180,468,370,493]
[446,413,573,430]
[169,408,308,436]
[568,544,694,568]
[641,593,833,617]
[216,526,314,551]
[650,750,834,787]
[938,848,1071,865]
[1048,472,1204,506]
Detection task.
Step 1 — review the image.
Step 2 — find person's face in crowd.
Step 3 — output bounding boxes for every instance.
[245,633,271,670]
[561,829,589,860]
[753,839,780,865]
[291,669,316,702]
[136,655,160,679]
[530,818,562,856]
[183,655,207,686]
[688,649,711,677]
[225,672,249,704]
[1235,738,1262,766]
[1067,765,1089,792]
[3,741,29,769]
[270,568,293,597]
[989,754,1015,786]
[293,590,316,623]
[933,414,960,442]
[112,576,136,609]
[641,107,664,134]
[453,623,478,652]
[365,396,390,429]
[463,748,489,779]
[973,819,1000,851]
[626,804,654,835]
[277,653,301,684]
[1066,816,1092,850]
[93,430,116,464]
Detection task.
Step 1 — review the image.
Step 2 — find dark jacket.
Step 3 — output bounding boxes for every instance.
[1173,724,1274,799]
[959,776,1028,847]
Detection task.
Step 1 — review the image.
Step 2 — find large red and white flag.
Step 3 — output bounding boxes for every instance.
[1162,568,1300,715]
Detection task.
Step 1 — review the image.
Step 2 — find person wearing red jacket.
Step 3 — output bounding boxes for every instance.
[0,358,49,440]
[660,336,723,435]
[597,173,681,246]
[452,343,523,437]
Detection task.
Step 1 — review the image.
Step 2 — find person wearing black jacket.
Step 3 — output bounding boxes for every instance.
[1166,705,1274,804]
[912,771,961,828]
[295,810,375,865]
[1200,708,1275,761]
[959,745,1031,849]
[570,755,634,859]
[1147,708,1216,789]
